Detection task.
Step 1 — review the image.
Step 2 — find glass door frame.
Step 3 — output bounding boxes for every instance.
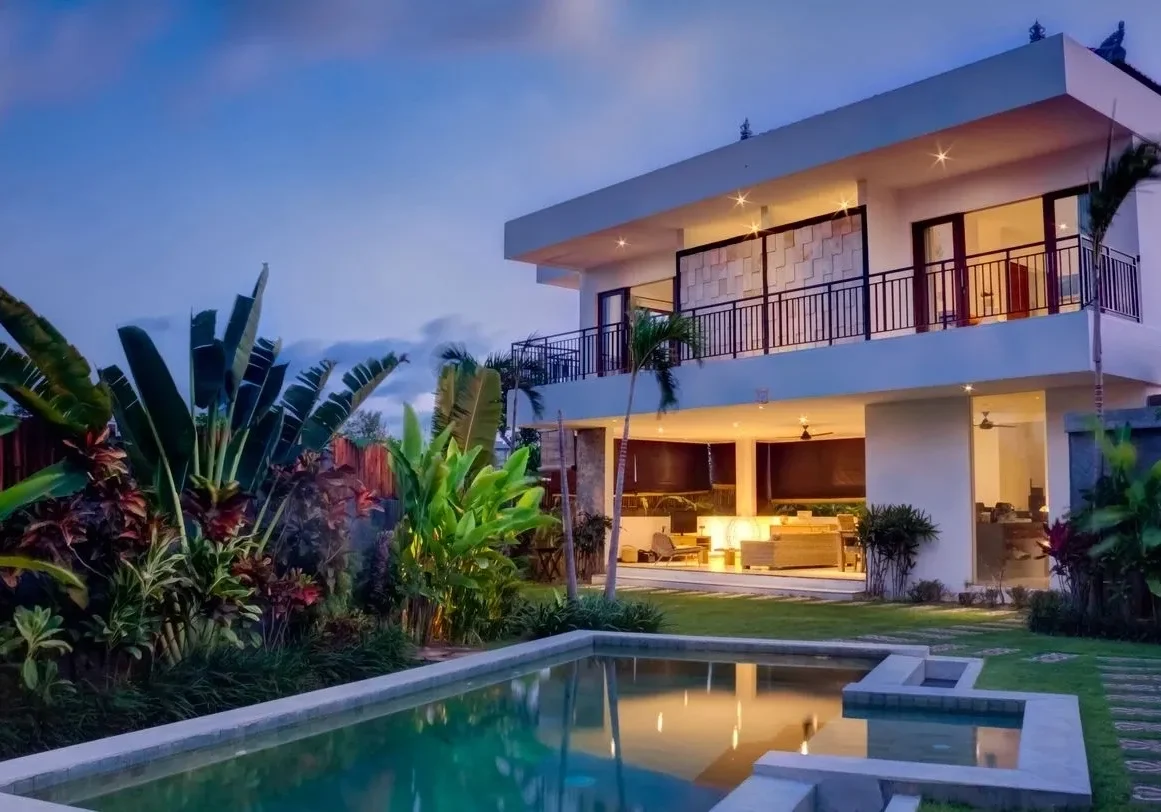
[1042,184,1092,314]
[911,213,967,331]
[597,288,629,376]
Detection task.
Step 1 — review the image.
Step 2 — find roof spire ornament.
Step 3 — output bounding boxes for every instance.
[1029,20,1046,43]
[739,118,752,141]
[1095,21,1127,63]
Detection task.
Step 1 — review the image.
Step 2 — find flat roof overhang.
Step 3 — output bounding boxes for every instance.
[506,35,1161,271]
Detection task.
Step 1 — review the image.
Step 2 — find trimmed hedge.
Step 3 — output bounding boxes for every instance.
[1027,589,1161,643]
[517,593,666,639]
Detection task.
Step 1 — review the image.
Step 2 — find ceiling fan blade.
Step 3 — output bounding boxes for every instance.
[812,431,835,437]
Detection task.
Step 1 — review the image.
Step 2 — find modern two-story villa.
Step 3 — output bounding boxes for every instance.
[504,34,1161,597]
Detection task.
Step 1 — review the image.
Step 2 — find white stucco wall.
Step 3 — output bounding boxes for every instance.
[579,251,675,329]
[865,397,974,590]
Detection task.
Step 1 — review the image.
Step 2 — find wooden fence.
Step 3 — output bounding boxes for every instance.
[0,419,62,491]
[1,422,396,501]
[330,437,396,499]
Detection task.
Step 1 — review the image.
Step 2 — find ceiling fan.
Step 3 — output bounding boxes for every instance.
[976,411,1016,431]
[774,419,834,441]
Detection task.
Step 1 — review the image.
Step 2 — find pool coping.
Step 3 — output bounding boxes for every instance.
[714,653,1091,811]
[0,632,925,807]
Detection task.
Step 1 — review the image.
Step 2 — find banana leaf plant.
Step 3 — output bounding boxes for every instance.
[388,404,554,643]
[431,364,503,472]
[99,267,406,542]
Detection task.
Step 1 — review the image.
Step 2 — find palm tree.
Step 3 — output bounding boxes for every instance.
[1088,135,1161,435]
[436,341,545,449]
[604,309,703,599]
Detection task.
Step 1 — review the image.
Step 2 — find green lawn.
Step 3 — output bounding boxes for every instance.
[522,585,1161,811]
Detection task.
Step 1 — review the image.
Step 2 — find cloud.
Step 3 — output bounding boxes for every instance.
[0,0,169,114]
[279,313,497,432]
[196,0,611,98]
[125,314,177,333]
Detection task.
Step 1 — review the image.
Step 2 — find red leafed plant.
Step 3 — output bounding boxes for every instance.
[61,427,129,483]
[182,479,251,543]
[234,555,320,645]
[272,455,381,599]
[1043,516,1098,602]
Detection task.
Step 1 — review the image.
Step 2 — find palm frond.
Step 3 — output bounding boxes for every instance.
[0,288,111,432]
[434,342,480,375]
[626,309,703,415]
[1089,138,1161,242]
[299,353,406,451]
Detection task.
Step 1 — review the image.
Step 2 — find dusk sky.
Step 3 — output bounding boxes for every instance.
[2,0,1159,425]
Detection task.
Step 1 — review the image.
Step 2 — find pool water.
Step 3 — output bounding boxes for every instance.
[44,653,1019,812]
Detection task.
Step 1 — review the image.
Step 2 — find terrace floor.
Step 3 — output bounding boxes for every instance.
[522,585,1161,811]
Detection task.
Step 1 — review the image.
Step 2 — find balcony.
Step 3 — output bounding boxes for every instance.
[513,236,1139,385]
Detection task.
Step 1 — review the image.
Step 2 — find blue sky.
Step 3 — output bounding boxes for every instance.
[2,0,1158,423]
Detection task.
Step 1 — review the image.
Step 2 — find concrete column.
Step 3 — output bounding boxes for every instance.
[734,439,757,516]
[575,428,607,517]
[865,398,974,590]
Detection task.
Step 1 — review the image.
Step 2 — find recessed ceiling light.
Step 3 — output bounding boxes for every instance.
[931,146,951,166]
[657,426,664,433]
[615,237,628,248]
[963,384,974,392]
[732,421,740,428]
[731,191,749,207]
[747,221,761,235]
[757,404,765,410]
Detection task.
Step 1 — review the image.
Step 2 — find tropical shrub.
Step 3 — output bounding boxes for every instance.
[906,579,946,604]
[858,504,939,599]
[0,606,74,704]
[1007,585,1032,610]
[0,625,411,760]
[517,593,666,639]
[387,405,555,644]
[1043,516,1097,607]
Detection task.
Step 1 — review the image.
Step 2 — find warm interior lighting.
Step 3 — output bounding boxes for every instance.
[657,426,664,434]
[747,221,761,235]
[931,146,951,166]
[963,384,974,392]
[732,421,740,428]
[683,690,689,707]
[731,191,749,207]
[732,727,739,750]
[799,741,810,755]
[837,196,852,214]
[798,415,808,424]
[657,712,664,733]
[610,739,616,757]
[616,237,628,248]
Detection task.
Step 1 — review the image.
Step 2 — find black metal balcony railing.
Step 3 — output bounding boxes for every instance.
[513,236,1140,385]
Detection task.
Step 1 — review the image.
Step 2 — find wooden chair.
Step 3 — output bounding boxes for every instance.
[837,513,862,572]
[651,533,702,563]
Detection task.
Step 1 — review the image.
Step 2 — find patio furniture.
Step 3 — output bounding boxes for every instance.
[741,531,841,570]
[837,513,863,573]
[532,546,564,581]
[651,533,702,563]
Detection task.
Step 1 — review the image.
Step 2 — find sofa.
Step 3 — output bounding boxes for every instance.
[740,530,840,570]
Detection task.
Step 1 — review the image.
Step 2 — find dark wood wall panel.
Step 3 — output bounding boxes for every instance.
[613,440,736,492]
[755,438,866,500]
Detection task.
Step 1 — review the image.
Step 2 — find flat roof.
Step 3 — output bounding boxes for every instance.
[505,35,1161,267]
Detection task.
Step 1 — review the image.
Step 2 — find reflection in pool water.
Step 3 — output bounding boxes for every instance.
[52,654,1017,812]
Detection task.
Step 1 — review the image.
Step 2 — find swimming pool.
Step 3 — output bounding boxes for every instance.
[31,650,1016,812]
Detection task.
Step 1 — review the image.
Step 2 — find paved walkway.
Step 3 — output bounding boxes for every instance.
[1099,655,1161,804]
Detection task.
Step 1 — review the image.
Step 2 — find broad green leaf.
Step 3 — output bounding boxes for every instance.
[0,554,85,593]
[21,659,38,691]
[117,326,195,492]
[0,414,17,436]
[0,287,111,432]
[1149,578,1161,598]
[190,310,224,409]
[222,265,268,399]
[0,460,87,520]
[1144,527,1161,551]
[99,365,159,486]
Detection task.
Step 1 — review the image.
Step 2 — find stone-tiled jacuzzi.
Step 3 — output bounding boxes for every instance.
[0,632,1090,812]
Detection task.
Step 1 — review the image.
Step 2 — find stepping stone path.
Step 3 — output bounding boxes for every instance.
[1024,652,1078,663]
[974,647,1021,657]
[1100,656,1161,805]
